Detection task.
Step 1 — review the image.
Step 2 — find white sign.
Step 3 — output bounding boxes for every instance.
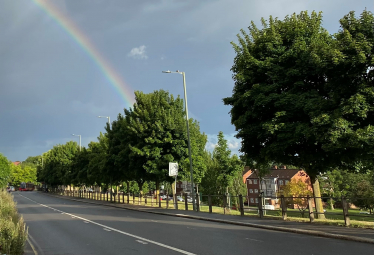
[169,162,178,176]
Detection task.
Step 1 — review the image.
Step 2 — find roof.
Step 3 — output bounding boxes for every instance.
[242,166,252,183]
[13,161,21,166]
[246,168,303,179]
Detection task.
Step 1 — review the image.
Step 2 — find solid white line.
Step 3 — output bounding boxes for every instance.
[103,228,112,231]
[18,194,196,255]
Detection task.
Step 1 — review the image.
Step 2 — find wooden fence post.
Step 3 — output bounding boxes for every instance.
[184,193,188,211]
[258,194,263,218]
[208,195,212,213]
[281,195,287,220]
[196,193,200,212]
[239,194,244,216]
[307,195,314,223]
[166,191,169,209]
[342,196,350,227]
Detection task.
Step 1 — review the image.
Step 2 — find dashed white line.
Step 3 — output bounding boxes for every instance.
[136,240,148,244]
[103,228,112,232]
[18,194,196,255]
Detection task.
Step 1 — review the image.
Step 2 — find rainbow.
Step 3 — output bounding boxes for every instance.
[32,0,135,107]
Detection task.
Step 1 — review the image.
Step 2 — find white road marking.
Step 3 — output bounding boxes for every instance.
[151,220,158,222]
[136,240,148,244]
[18,194,196,255]
[103,228,112,232]
[84,221,89,223]
[245,238,263,242]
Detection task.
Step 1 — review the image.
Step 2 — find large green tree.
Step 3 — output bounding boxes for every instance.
[223,10,374,218]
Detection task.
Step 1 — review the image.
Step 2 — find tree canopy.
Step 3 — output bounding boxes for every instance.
[0,153,11,188]
[223,10,374,180]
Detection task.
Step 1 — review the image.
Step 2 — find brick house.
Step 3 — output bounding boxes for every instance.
[244,166,312,207]
[13,161,21,166]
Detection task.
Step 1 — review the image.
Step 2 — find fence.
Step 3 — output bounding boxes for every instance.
[43,187,374,227]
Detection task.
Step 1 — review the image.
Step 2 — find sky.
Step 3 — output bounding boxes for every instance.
[0,0,373,161]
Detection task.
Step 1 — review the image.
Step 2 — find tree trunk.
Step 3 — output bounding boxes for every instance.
[312,178,325,219]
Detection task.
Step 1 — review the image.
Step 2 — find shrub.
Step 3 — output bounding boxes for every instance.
[0,190,27,255]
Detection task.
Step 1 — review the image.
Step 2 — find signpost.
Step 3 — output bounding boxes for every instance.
[169,162,178,209]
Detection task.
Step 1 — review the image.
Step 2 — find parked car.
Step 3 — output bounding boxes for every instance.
[177,196,184,202]
[187,197,193,203]
[9,186,15,192]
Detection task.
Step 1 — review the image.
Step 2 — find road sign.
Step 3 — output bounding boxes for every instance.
[169,162,178,176]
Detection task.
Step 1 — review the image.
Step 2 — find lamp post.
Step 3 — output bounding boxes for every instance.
[98,116,111,128]
[162,70,196,211]
[98,116,111,201]
[71,134,81,151]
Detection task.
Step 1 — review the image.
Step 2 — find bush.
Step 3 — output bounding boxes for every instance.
[0,190,27,255]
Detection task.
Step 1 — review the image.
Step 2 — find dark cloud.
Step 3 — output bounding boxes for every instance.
[0,0,372,161]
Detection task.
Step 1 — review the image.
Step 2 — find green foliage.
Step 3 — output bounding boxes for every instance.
[279,179,313,217]
[223,10,374,179]
[108,90,207,190]
[0,153,11,188]
[201,133,245,204]
[38,142,79,185]
[0,190,27,255]
[9,164,37,187]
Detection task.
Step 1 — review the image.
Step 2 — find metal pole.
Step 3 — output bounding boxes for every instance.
[182,72,196,211]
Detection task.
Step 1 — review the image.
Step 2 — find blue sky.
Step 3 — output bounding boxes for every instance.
[0,0,373,161]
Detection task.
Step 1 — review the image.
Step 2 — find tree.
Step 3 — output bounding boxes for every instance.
[110,90,206,196]
[0,153,11,188]
[223,10,374,219]
[9,164,37,187]
[200,132,244,207]
[279,179,313,217]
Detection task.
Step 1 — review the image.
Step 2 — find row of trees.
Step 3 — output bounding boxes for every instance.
[37,90,245,198]
[0,153,38,188]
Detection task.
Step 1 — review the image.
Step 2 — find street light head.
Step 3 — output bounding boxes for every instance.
[162,70,171,73]
[71,134,75,136]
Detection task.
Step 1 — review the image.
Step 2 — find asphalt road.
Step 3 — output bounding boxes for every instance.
[14,191,373,255]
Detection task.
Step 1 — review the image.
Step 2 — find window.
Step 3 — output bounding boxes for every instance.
[255,198,258,203]
[248,179,252,184]
[254,189,258,193]
[279,180,283,185]
[253,179,258,184]
[285,180,289,185]
[250,198,254,203]
[249,189,253,193]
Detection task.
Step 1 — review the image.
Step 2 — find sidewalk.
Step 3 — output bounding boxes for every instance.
[46,193,374,244]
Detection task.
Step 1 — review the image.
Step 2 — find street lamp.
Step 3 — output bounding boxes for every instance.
[162,70,196,211]
[98,116,111,128]
[71,134,81,151]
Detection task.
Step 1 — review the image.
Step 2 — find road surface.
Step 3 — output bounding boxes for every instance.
[14,191,373,255]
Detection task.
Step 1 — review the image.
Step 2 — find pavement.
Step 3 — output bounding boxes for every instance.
[14,191,374,255]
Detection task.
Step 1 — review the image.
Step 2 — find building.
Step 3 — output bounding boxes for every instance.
[13,161,21,166]
[244,166,312,207]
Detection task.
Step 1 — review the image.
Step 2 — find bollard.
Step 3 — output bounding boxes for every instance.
[208,195,212,213]
[342,196,350,226]
[307,195,314,223]
[185,193,188,211]
[239,194,244,216]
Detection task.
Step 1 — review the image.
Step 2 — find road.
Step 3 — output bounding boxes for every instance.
[14,191,373,255]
